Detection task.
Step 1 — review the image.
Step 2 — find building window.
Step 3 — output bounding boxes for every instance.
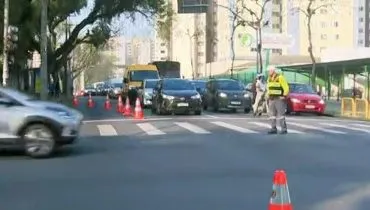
[272,49,282,55]
[250,48,257,52]
[160,43,165,46]
[320,9,327,14]
[335,34,339,39]
[359,28,364,33]
[358,39,364,44]
[272,24,280,29]
[359,6,364,11]
[160,57,166,60]
[333,21,338,27]
[321,34,327,40]
[273,0,281,4]
[321,22,327,28]
[198,52,204,56]
[360,17,364,22]
[160,50,165,54]
[272,11,280,17]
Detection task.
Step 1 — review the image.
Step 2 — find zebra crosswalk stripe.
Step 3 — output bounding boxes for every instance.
[249,122,303,134]
[290,122,346,134]
[136,123,165,135]
[97,124,118,136]
[320,123,370,133]
[351,123,370,128]
[174,122,210,134]
[211,121,258,133]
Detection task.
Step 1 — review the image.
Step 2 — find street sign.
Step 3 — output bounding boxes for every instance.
[238,32,294,49]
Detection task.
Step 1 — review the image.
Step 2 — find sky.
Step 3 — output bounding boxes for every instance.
[69,0,154,38]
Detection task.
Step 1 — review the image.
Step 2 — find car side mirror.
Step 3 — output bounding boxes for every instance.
[196,87,201,92]
[123,78,128,83]
[0,98,14,106]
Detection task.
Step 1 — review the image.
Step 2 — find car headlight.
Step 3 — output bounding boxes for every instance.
[290,98,300,103]
[243,93,250,98]
[319,99,325,104]
[163,94,174,100]
[191,94,201,99]
[144,92,151,98]
[219,92,227,97]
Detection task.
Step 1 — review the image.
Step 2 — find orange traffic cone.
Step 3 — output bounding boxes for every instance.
[104,94,111,110]
[268,170,293,210]
[133,97,144,119]
[116,95,124,113]
[87,93,94,108]
[72,95,78,107]
[123,97,132,116]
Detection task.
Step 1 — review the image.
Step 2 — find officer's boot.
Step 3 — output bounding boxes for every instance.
[267,127,278,134]
[279,118,288,134]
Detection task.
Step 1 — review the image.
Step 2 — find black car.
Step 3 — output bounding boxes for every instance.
[190,80,207,97]
[151,78,202,115]
[203,79,252,113]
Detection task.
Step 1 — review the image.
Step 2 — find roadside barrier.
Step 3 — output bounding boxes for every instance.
[341,97,355,117]
[354,98,368,119]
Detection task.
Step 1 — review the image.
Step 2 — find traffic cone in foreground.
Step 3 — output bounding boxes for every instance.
[134,98,144,119]
[87,94,94,108]
[116,95,124,113]
[104,94,111,110]
[123,97,132,116]
[72,95,78,107]
[269,170,293,210]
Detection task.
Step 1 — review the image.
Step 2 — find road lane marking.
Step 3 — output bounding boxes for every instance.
[249,122,303,134]
[211,121,258,133]
[136,123,165,135]
[352,123,370,128]
[97,124,117,136]
[174,122,210,134]
[203,114,219,118]
[289,122,346,134]
[320,123,370,133]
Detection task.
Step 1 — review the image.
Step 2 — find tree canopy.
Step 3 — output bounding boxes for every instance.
[0,0,165,75]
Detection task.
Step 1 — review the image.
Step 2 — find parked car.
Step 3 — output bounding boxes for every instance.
[190,80,207,99]
[286,83,325,115]
[0,88,83,158]
[83,85,96,96]
[151,78,202,115]
[203,79,252,113]
[143,79,159,108]
[108,83,123,99]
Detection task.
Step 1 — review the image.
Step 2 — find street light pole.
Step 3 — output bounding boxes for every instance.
[40,0,48,99]
[2,0,9,86]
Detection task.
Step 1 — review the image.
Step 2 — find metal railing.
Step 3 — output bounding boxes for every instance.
[341,97,369,119]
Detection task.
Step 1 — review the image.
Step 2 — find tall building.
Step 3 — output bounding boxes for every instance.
[125,38,155,65]
[354,0,370,47]
[102,36,126,77]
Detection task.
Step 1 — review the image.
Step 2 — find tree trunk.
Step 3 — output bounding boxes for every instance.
[2,0,9,86]
[230,25,236,78]
[257,27,263,74]
[188,35,194,79]
[307,16,316,87]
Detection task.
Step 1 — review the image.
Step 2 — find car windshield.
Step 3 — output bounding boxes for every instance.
[129,70,159,81]
[163,79,195,91]
[145,80,158,89]
[216,80,244,90]
[112,83,122,88]
[289,84,316,94]
[1,88,36,101]
[192,81,206,89]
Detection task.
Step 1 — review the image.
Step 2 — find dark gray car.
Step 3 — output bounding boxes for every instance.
[203,79,252,113]
[0,88,83,158]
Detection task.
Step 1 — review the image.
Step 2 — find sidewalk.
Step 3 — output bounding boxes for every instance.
[324,100,341,117]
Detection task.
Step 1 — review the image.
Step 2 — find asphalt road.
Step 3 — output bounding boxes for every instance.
[1,96,370,210]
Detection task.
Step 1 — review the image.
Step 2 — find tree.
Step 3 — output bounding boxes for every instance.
[156,1,176,60]
[229,0,243,77]
[186,26,203,79]
[220,0,270,74]
[71,43,100,80]
[83,52,116,84]
[293,0,335,87]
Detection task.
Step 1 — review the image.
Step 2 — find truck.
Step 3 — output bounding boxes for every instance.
[149,61,181,78]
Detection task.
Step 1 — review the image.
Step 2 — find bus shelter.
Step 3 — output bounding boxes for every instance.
[278,58,370,119]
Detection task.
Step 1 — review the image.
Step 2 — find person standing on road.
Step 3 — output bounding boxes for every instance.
[252,74,266,116]
[266,66,289,134]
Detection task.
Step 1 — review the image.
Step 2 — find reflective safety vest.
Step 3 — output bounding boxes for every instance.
[267,75,284,96]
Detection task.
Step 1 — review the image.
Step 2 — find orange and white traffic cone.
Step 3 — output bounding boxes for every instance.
[87,93,94,108]
[116,95,124,113]
[72,94,78,107]
[123,97,132,116]
[133,98,144,120]
[268,170,293,210]
[104,94,111,110]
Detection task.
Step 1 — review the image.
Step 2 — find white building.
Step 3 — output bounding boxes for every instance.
[125,37,155,65]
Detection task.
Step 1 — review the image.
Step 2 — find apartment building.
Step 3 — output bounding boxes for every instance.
[355,0,370,47]
[102,36,126,77]
[125,37,155,65]
[287,0,355,56]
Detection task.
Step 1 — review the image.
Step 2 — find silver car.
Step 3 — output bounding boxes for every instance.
[143,79,159,107]
[0,88,83,158]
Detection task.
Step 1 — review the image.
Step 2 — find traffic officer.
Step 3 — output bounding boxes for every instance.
[266,66,289,134]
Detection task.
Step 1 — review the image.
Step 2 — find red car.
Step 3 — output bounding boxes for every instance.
[286,83,325,115]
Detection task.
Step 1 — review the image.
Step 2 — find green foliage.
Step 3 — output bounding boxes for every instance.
[156,2,176,44]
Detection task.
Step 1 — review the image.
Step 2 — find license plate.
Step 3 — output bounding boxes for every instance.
[177,103,189,107]
[231,101,241,105]
[305,105,315,109]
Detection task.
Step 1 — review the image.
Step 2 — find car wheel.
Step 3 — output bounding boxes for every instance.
[244,108,251,113]
[22,124,56,158]
[195,110,202,115]
[203,105,207,110]
[231,108,237,113]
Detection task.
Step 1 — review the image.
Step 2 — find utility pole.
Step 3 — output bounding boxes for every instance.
[2,0,9,86]
[40,0,48,99]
